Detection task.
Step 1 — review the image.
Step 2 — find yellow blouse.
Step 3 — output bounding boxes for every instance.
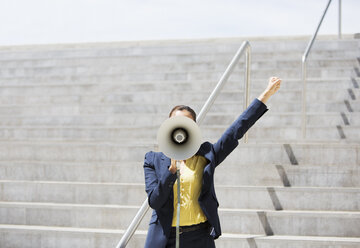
[171,155,208,227]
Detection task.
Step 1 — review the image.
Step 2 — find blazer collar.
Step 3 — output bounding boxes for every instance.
[160,145,212,165]
[161,152,171,168]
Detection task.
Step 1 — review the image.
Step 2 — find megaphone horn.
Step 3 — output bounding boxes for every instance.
[172,128,188,144]
[157,116,202,161]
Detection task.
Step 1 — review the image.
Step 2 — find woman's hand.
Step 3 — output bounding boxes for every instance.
[169,159,177,174]
[169,159,186,174]
[266,77,282,95]
[257,77,282,104]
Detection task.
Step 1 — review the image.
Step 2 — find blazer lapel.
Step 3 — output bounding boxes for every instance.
[161,153,171,169]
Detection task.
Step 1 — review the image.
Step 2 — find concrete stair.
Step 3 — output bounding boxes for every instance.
[0,125,360,142]
[0,202,359,236]
[0,36,359,247]
[0,182,358,211]
[1,161,360,187]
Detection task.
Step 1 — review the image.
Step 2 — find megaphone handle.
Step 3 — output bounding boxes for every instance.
[176,160,181,248]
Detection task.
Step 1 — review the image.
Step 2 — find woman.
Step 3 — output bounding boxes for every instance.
[143,77,282,248]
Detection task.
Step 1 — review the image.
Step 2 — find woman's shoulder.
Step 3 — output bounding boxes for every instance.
[144,151,166,162]
[197,141,214,155]
[200,141,213,150]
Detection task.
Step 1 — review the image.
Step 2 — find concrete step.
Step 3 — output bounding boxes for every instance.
[216,164,360,188]
[0,102,357,119]
[0,202,359,237]
[0,67,356,81]
[218,142,360,166]
[0,47,357,68]
[0,99,357,116]
[0,56,357,71]
[0,42,358,71]
[0,99,358,117]
[219,209,360,237]
[0,38,357,59]
[0,112,358,127]
[0,142,358,166]
[217,234,360,248]
[0,181,358,211]
[0,82,358,102]
[0,141,155,162]
[0,202,152,231]
[1,100,356,114]
[218,125,360,141]
[0,59,356,77]
[1,224,360,248]
[0,161,147,184]
[0,224,142,248]
[0,69,357,87]
[0,77,358,91]
[1,161,359,187]
[0,125,359,142]
[281,164,360,187]
[215,233,359,248]
[0,79,358,100]
[187,69,356,81]
[216,187,360,211]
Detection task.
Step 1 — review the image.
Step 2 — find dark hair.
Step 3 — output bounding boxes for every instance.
[169,105,197,122]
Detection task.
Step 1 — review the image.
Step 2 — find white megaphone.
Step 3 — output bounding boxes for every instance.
[157,115,202,160]
[157,115,202,248]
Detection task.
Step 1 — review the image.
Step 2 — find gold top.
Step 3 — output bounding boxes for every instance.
[172,155,208,226]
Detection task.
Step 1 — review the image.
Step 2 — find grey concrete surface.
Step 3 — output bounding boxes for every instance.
[0,36,359,247]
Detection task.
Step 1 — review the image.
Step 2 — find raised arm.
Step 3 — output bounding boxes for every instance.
[213,77,282,165]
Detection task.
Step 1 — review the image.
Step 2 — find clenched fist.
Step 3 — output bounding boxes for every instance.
[257,77,282,104]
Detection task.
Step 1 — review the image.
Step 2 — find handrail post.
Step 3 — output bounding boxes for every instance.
[116,41,252,248]
[244,45,251,143]
[301,0,332,139]
[338,0,342,39]
[301,58,307,139]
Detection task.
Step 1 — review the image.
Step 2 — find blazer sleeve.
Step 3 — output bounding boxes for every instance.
[143,151,177,210]
[212,98,268,166]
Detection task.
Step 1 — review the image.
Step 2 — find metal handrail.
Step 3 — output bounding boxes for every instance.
[115,40,252,248]
[301,0,342,138]
[197,41,252,142]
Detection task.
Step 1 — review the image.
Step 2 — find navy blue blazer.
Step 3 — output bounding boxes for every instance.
[143,98,268,248]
